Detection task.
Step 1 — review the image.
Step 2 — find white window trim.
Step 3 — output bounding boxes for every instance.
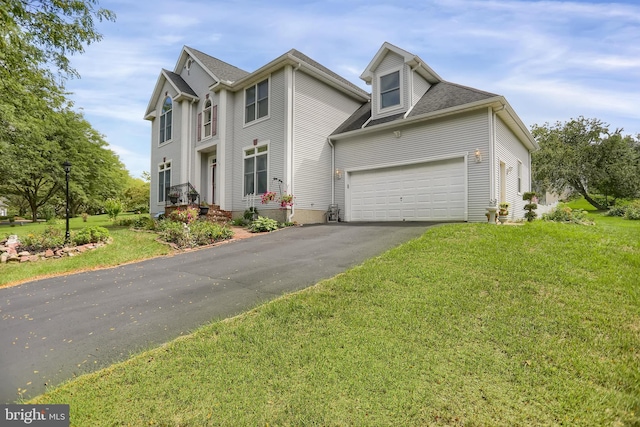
[377,66,403,115]
[159,96,173,145]
[157,160,172,205]
[202,99,212,140]
[243,77,271,127]
[517,159,523,194]
[242,141,270,199]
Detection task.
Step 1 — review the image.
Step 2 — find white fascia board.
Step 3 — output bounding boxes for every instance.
[209,54,369,102]
[182,46,222,82]
[332,97,506,141]
[144,72,167,120]
[497,102,539,151]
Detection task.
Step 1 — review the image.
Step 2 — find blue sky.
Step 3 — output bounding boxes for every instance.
[64,0,640,178]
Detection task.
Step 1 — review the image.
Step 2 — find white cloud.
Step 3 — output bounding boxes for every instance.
[61,0,640,176]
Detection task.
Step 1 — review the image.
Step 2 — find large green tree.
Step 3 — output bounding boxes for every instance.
[0,0,121,220]
[531,117,640,210]
[2,109,129,221]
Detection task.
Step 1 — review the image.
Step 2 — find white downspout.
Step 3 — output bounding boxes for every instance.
[327,137,335,204]
[287,63,301,223]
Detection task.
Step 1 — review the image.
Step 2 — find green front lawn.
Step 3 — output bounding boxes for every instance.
[0,214,171,288]
[28,215,640,426]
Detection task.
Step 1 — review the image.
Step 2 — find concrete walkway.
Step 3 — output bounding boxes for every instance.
[0,222,440,402]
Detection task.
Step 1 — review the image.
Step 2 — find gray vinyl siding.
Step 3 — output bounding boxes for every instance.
[229,70,287,212]
[371,51,408,119]
[495,116,531,220]
[334,110,491,222]
[412,73,431,106]
[293,71,364,212]
[149,82,183,215]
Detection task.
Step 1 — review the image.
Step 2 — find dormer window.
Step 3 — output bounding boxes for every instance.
[380,70,400,109]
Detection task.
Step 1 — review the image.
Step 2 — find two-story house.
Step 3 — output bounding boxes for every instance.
[145,42,538,223]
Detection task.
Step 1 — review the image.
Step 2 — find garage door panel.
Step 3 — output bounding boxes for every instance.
[349,158,465,221]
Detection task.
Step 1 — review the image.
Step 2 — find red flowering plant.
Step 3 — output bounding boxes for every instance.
[261,191,277,204]
[279,193,294,208]
[169,207,199,224]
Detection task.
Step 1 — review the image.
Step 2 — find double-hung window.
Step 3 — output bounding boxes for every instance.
[159,97,172,143]
[158,161,171,202]
[517,160,523,193]
[245,79,269,124]
[380,70,400,110]
[203,100,212,138]
[243,145,268,196]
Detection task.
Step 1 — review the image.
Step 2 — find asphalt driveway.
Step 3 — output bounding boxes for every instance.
[0,222,440,403]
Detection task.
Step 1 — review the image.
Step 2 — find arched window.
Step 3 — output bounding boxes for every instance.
[159,97,172,143]
[203,99,212,138]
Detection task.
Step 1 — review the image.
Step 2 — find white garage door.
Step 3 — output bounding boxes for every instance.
[349,158,466,221]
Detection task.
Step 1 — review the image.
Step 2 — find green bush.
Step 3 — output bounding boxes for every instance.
[104,198,125,221]
[73,226,110,245]
[624,200,640,220]
[131,216,157,230]
[190,221,234,245]
[20,226,66,251]
[158,220,193,247]
[248,216,280,233]
[542,204,593,225]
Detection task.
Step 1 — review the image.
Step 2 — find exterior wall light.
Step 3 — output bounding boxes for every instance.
[335,169,343,180]
[474,148,482,163]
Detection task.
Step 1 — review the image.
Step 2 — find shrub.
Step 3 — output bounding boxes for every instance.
[248,216,280,233]
[158,220,193,247]
[624,200,640,220]
[243,207,259,220]
[131,215,157,230]
[169,207,199,224]
[73,226,110,245]
[522,192,538,222]
[104,198,125,221]
[190,221,234,246]
[542,204,594,225]
[20,226,66,251]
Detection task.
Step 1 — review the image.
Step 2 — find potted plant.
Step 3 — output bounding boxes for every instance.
[168,191,180,205]
[199,199,209,216]
[498,202,510,224]
[188,189,199,203]
[279,193,294,208]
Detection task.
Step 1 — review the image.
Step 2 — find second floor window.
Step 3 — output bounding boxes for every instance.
[159,97,172,143]
[245,79,269,124]
[380,71,400,109]
[203,100,212,138]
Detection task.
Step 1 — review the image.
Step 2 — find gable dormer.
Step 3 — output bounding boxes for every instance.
[361,42,442,121]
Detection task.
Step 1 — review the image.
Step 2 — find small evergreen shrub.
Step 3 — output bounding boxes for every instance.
[522,191,538,222]
[248,216,280,233]
[73,226,110,245]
